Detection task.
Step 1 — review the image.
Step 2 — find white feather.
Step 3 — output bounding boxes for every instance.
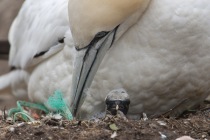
[1,0,70,100]
[8,0,69,69]
[0,70,29,100]
[3,0,210,120]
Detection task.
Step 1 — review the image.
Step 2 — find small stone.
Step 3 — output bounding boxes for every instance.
[202,135,206,138]
[183,121,189,124]
[159,132,167,140]
[142,113,148,121]
[17,122,25,127]
[9,127,15,132]
[48,136,53,140]
[111,131,117,139]
[176,136,195,140]
[157,121,167,126]
[53,114,62,120]
[52,126,59,129]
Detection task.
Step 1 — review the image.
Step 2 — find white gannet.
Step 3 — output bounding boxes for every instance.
[9,0,69,69]
[69,0,210,119]
[4,0,210,120]
[0,0,72,103]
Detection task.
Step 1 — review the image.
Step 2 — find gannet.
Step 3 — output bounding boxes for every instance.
[3,0,210,120]
[105,89,130,116]
[0,0,72,102]
[69,0,210,119]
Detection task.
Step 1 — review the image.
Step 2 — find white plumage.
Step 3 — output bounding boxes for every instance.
[69,0,210,119]
[1,0,210,120]
[0,0,74,103]
[9,0,69,69]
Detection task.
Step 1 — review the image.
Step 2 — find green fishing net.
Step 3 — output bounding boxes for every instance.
[46,90,73,120]
[9,90,73,121]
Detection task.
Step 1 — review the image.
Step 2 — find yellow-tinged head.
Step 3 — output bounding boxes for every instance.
[68,0,150,49]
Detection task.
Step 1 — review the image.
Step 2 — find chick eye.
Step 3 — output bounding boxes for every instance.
[119,105,124,109]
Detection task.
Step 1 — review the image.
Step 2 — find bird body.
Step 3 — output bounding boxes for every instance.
[28,34,75,109]
[0,0,70,101]
[69,0,210,119]
[3,0,210,120]
[9,0,69,69]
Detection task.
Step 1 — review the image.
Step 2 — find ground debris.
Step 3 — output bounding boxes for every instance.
[0,102,210,140]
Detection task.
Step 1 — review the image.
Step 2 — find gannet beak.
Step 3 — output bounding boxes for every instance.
[71,26,119,117]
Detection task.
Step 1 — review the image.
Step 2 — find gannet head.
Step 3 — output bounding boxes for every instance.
[68,0,151,118]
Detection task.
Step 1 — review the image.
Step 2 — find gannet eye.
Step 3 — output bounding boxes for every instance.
[90,31,109,45]
[95,31,109,40]
[76,31,110,51]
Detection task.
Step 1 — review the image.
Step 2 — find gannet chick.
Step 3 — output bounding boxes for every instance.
[105,89,130,116]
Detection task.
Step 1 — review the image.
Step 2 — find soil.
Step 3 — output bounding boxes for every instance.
[0,102,210,140]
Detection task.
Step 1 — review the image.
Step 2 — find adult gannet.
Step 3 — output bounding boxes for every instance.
[4,0,210,120]
[0,0,71,102]
[69,0,210,119]
[0,0,78,120]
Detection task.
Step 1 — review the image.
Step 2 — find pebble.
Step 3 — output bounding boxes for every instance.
[53,114,62,120]
[202,135,206,138]
[111,131,117,139]
[48,136,53,140]
[159,132,167,140]
[142,113,148,121]
[157,121,167,126]
[17,122,25,127]
[9,127,15,132]
[176,136,195,140]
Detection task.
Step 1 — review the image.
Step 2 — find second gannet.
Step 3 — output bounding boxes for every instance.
[0,0,74,110]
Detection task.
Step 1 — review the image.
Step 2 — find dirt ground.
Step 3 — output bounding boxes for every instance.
[0,101,209,140]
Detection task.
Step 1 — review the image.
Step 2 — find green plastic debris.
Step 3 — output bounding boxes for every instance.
[47,90,73,120]
[8,101,30,122]
[8,90,73,121]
